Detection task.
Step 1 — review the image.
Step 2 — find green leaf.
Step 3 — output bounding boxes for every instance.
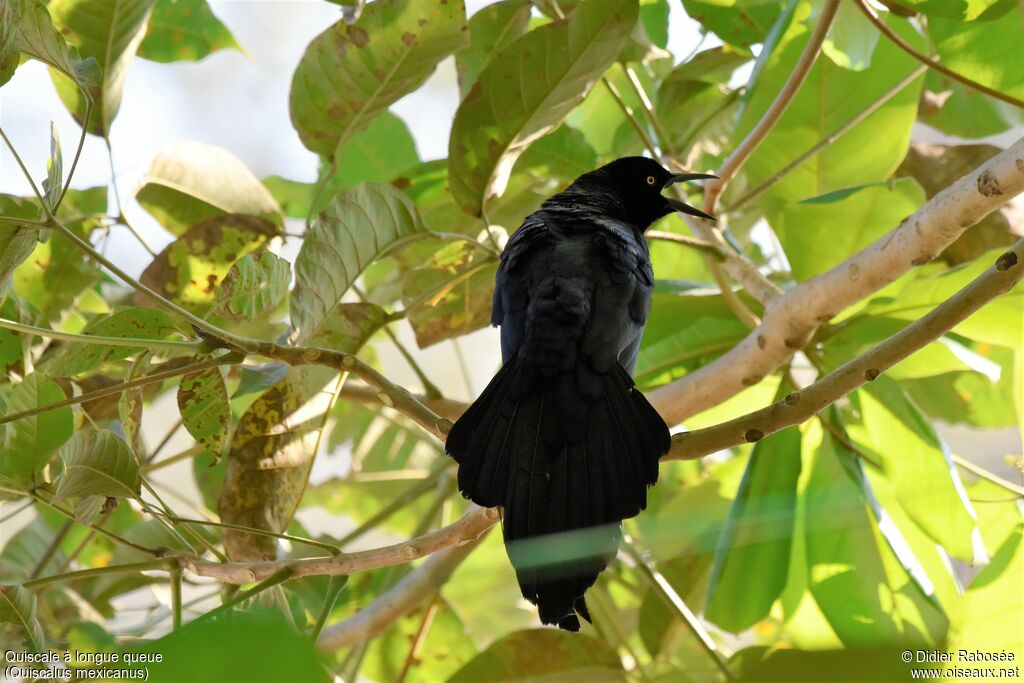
[455,0,532,98]
[769,178,926,281]
[1,372,73,483]
[860,248,1023,348]
[887,0,1014,21]
[118,352,150,457]
[0,584,44,650]
[48,0,156,135]
[0,1,22,87]
[43,121,62,211]
[45,307,180,377]
[402,241,498,348]
[291,183,425,342]
[448,629,624,682]
[177,367,230,457]
[928,7,1024,102]
[135,141,284,236]
[803,424,934,646]
[289,0,468,158]
[363,598,477,682]
[730,4,924,205]
[920,71,1024,139]
[705,423,801,632]
[10,0,101,91]
[821,0,878,71]
[138,213,278,314]
[262,111,421,220]
[948,526,1023,656]
[138,0,240,63]
[53,428,141,502]
[13,218,102,323]
[136,611,327,683]
[847,378,978,561]
[212,251,290,320]
[447,0,637,216]
[0,195,42,300]
[219,303,387,560]
[681,0,785,49]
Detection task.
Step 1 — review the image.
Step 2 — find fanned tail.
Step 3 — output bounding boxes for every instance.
[446,360,669,630]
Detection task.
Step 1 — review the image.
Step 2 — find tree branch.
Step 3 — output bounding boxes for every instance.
[178,505,497,585]
[650,133,1024,426]
[0,317,205,354]
[667,239,1024,459]
[853,0,1024,110]
[317,530,489,650]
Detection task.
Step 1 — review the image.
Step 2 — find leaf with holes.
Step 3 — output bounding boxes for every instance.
[53,429,141,503]
[135,142,284,236]
[0,372,73,483]
[291,183,426,342]
[44,308,181,377]
[0,585,44,650]
[138,0,240,63]
[48,0,156,135]
[448,1,636,216]
[177,367,230,458]
[289,0,467,158]
[138,214,277,314]
[212,251,290,320]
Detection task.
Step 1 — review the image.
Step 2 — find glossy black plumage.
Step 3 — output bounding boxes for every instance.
[446,157,714,631]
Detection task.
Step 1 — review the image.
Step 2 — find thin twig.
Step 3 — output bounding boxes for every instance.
[54,100,93,211]
[853,0,1024,109]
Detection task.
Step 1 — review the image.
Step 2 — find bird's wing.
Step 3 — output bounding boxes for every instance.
[578,217,654,376]
[492,213,552,364]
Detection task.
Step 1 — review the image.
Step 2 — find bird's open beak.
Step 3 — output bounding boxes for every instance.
[663,172,719,222]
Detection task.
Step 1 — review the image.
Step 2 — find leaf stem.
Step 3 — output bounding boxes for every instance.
[21,559,174,590]
[0,317,205,354]
[54,99,93,211]
[310,575,349,640]
[623,540,734,680]
[853,0,1024,109]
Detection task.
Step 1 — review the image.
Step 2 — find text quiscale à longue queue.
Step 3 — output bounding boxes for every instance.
[5,651,163,665]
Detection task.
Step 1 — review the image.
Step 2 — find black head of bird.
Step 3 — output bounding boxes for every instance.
[572,156,718,229]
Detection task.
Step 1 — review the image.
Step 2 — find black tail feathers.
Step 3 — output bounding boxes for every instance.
[445,359,670,630]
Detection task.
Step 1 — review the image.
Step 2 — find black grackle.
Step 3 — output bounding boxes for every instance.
[446,156,717,631]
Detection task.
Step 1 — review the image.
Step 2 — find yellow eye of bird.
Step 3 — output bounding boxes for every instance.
[646,176,656,186]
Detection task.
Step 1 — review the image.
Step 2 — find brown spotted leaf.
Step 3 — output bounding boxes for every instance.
[289,0,467,158]
[138,214,276,314]
[402,240,498,348]
[447,1,637,216]
[118,352,152,457]
[44,308,180,377]
[218,303,388,560]
[211,251,291,320]
[177,366,230,459]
